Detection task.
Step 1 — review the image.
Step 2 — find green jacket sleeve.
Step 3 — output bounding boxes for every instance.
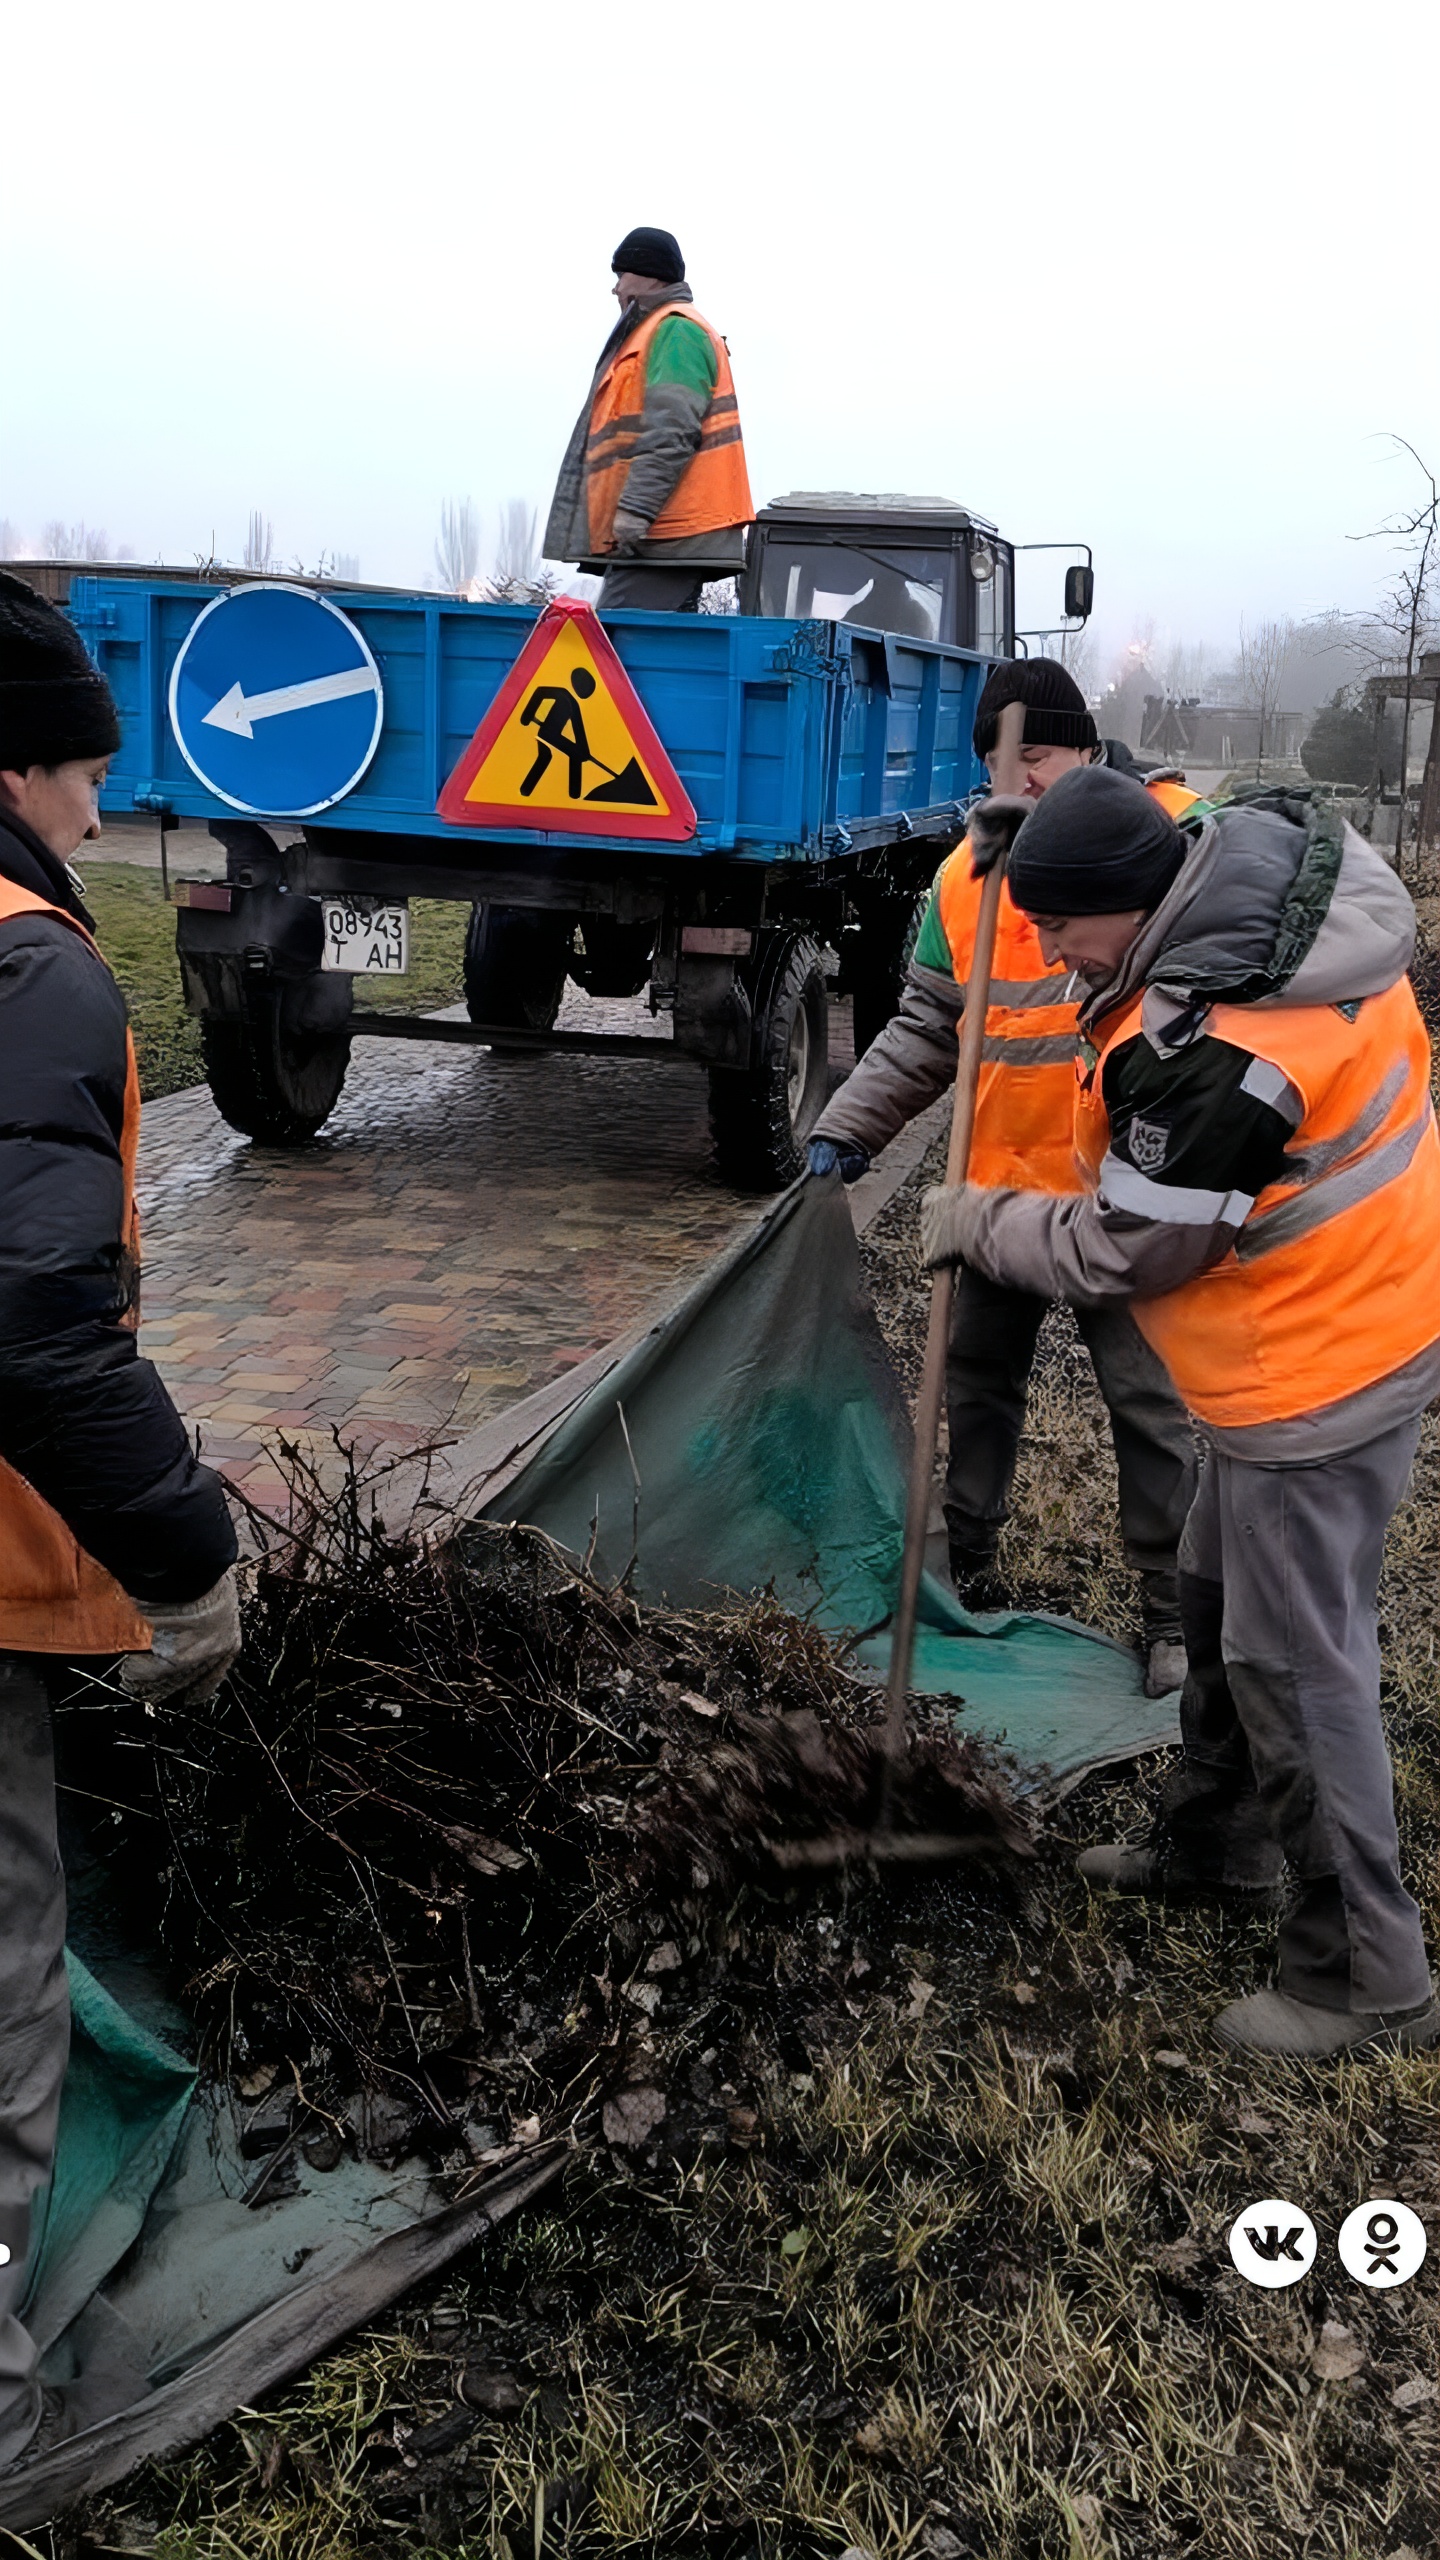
[619,317,719,525]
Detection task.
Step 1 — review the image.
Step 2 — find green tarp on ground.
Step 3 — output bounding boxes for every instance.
[487,1172,1180,1784]
[2,1168,1174,2529]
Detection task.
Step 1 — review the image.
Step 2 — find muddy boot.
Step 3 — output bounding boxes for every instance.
[1213,1989,1440,2057]
[1079,1764,1286,1908]
[1143,1639,1188,1699]
[948,1542,1009,1615]
[1077,1840,1285,1910]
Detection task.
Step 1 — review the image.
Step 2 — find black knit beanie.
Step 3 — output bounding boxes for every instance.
[973,656,1097,761]
[611,226,685,285]
[0,571,121,771]
[1009,764,1186,916]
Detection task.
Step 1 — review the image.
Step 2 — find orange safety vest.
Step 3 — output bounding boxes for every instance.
[936,777,1200,1194]
[0,878,152,1653]
[1075,974,1440,1428]
[584,301,753,555]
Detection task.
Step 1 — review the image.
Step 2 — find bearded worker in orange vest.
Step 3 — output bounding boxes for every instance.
[921,763,1440,2058]
[0,574,240,2463]
[544,225,754,614]
[808,659,1199,1700]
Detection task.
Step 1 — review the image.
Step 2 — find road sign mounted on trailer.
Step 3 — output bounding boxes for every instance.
[168,583,384,817]
[436,598,696,839]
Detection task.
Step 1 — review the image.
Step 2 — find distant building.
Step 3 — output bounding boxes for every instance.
[1140,696,1306,767]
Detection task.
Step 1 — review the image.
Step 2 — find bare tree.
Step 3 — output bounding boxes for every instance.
[1059,627,1097,696]
[1237,615,1294,778]
[434,498,481,595]
[331,552,360,584]
[1349,439,1438,868]
[244,510,274,572]
[1161,638,1217,701]
[0,520,20,559]
[492,500,538,588]
[40,519,111,562]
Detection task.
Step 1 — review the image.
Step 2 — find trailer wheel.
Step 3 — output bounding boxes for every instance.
[464,903,569,1032]
[849,884,931,1060]
[201,1001,352,1145]
[708,931,829,1191]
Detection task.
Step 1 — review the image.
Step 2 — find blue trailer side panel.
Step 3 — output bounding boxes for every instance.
[73,579,991,861]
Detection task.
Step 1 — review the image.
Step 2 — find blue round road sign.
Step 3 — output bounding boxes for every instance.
[168,583,383,817]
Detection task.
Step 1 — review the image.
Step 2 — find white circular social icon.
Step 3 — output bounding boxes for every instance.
[1337,2199,1427,2289]
[1228,2198,1318,2288]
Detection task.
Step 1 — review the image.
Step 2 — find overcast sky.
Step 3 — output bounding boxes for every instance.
[4,0,1437,663]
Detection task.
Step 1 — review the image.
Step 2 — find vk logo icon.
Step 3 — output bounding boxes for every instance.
[1229,2198,1318,2289]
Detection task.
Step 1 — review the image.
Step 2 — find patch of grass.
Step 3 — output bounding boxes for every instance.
[80,863,468,1104]
[81,863,203,1102]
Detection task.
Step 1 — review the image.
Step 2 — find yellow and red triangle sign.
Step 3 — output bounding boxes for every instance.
[436,599,697,840]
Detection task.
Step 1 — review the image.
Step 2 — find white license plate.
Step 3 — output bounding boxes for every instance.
[320,897,409,974]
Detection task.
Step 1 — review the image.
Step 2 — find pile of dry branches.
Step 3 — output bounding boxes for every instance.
[95,1447,1028,2167]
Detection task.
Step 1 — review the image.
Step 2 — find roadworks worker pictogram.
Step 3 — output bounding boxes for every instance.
[437,599,696,840]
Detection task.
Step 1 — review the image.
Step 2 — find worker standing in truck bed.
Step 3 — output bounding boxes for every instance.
[808,659,1198,1699]
[921,764,1440,2058]
[544,226,755,614]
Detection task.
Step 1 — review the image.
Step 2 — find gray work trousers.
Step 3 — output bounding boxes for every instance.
[596,562,705,612]
[0,1656,68,2466]
[943,1266,1196,1640]
[1163,1418,1432,2015]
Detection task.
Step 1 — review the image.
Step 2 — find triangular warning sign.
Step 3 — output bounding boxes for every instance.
[436,599,697,840]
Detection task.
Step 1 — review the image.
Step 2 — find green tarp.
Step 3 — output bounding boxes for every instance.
[487,1173,1180,1783]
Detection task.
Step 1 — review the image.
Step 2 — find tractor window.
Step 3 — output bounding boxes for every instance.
[759,543,951,642]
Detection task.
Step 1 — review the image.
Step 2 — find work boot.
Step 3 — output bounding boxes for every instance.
[1213,1988,1440,2057]
[1144,1639,1188,1699]
[948,1544,1009,1615]
[1076,1841,1284,1912]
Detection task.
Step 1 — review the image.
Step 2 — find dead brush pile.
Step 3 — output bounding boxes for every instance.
[121,1451,1028,2160]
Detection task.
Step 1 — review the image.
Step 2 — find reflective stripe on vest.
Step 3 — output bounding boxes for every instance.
[0,878,151,1654]
[1076,974,1440,1427]
[584,304,754,554]
[935,777,1186,1194]
[936,847,1083,1193]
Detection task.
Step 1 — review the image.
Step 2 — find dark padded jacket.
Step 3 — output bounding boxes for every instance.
[0,813,236,1606]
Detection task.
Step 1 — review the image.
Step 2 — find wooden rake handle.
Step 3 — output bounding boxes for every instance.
[882,770,1028,1753]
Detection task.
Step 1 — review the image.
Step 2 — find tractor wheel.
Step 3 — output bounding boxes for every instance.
[463,903,569,1032]
[707,931,829,1191]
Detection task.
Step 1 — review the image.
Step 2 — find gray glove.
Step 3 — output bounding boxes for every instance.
[119,1565,242,1709]
[920,1182,981,1271]
[967,793,1032,876]
[807,1136,870,1184]
[609,507,650,557]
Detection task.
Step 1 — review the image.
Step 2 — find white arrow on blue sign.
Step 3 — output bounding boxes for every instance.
[168,583,384,816]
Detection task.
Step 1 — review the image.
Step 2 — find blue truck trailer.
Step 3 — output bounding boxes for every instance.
[63,493,1091,1188]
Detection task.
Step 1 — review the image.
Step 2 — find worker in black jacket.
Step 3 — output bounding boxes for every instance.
[0,572,238,2466]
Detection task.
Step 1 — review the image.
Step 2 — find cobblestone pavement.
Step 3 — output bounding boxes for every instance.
[136,992,862,1517]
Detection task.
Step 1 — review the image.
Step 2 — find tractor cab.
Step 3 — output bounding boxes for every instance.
[740,491,1016,653]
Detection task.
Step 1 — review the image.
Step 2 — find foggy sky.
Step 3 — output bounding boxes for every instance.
[4,0,1437,665]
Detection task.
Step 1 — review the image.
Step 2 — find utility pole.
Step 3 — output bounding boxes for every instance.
[1418,651,1440,852]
